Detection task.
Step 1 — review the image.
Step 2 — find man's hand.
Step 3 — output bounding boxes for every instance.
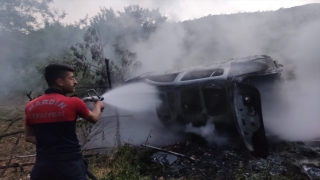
[25,125,37,144]
[94,101,104,112]
[83,101,105,123]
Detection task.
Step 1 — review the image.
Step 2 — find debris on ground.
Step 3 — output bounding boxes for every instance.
[147,135,320,180]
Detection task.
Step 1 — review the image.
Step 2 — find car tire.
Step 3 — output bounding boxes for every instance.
[251,127,269,158]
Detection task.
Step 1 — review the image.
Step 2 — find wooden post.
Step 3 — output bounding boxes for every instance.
[104,58,121,147]
[105,59,112,90]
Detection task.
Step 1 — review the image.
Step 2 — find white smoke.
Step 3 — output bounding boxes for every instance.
[261,21,320,141]
[130,4,320,142]
[185,122,228,145]
[131,23,186,74]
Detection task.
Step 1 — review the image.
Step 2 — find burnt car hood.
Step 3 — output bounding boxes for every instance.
[125,55,283,86]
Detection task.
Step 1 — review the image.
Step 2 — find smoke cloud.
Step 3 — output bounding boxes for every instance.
[185,122,228,145]
[130,4,320,142]
[261,21,320,141]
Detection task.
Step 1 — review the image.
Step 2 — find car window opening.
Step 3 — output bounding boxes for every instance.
[148,73,179,82]
[181,68,224,81]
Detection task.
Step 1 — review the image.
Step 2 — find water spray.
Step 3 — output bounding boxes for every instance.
[101,82,161,112]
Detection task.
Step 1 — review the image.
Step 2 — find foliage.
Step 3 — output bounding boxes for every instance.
[68,5,167,86]
[0,0,66,33]
[55,5,168,90]
[0,21,86,98]
[35,53,103,96]
[111,44,141,84]
[90,5,167,43]
[0,4,167,98]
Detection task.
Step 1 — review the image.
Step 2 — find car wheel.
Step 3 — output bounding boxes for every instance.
[251,127,269,158]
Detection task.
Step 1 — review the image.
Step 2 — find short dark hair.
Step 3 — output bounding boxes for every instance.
[44,63,74,86]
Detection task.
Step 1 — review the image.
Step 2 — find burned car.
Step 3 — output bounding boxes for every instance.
[125,55,283,157]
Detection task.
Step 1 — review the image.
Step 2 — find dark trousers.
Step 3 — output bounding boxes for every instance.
[30,158,88,180]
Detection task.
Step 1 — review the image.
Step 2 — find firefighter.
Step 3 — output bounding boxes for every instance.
[24,63,104,180]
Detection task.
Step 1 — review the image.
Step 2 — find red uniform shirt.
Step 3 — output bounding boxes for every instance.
[25,88,89,154]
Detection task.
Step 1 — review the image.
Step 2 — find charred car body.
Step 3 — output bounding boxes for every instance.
[126,55,283,157]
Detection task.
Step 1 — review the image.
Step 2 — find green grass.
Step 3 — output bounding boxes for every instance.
[88,144,163,180]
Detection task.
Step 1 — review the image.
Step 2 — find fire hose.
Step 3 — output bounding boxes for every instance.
[81,89,104,180]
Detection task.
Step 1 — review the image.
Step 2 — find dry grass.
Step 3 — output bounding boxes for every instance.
[0,98,35,180]
[0,98,163,180]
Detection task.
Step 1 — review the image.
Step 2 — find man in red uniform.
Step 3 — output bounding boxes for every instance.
[25,63,104,180]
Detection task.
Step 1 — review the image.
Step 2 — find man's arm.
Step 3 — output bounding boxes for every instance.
[25,125,37,144]
[82,101,104,124]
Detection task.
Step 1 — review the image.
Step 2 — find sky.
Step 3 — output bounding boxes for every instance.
[51,0,320,23]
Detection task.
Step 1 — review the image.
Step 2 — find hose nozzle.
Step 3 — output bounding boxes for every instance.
[81,89,104,111]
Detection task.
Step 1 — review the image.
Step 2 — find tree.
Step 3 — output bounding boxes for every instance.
[89,5,167,46]
[70,26,141,89]
[0,21,85,98]
[118,5,167,40]
[0,0,65,33]
[69,5,167,88]
[0,4,167,99]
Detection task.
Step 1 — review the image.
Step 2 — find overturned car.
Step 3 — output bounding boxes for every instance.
[125,55,283,158]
